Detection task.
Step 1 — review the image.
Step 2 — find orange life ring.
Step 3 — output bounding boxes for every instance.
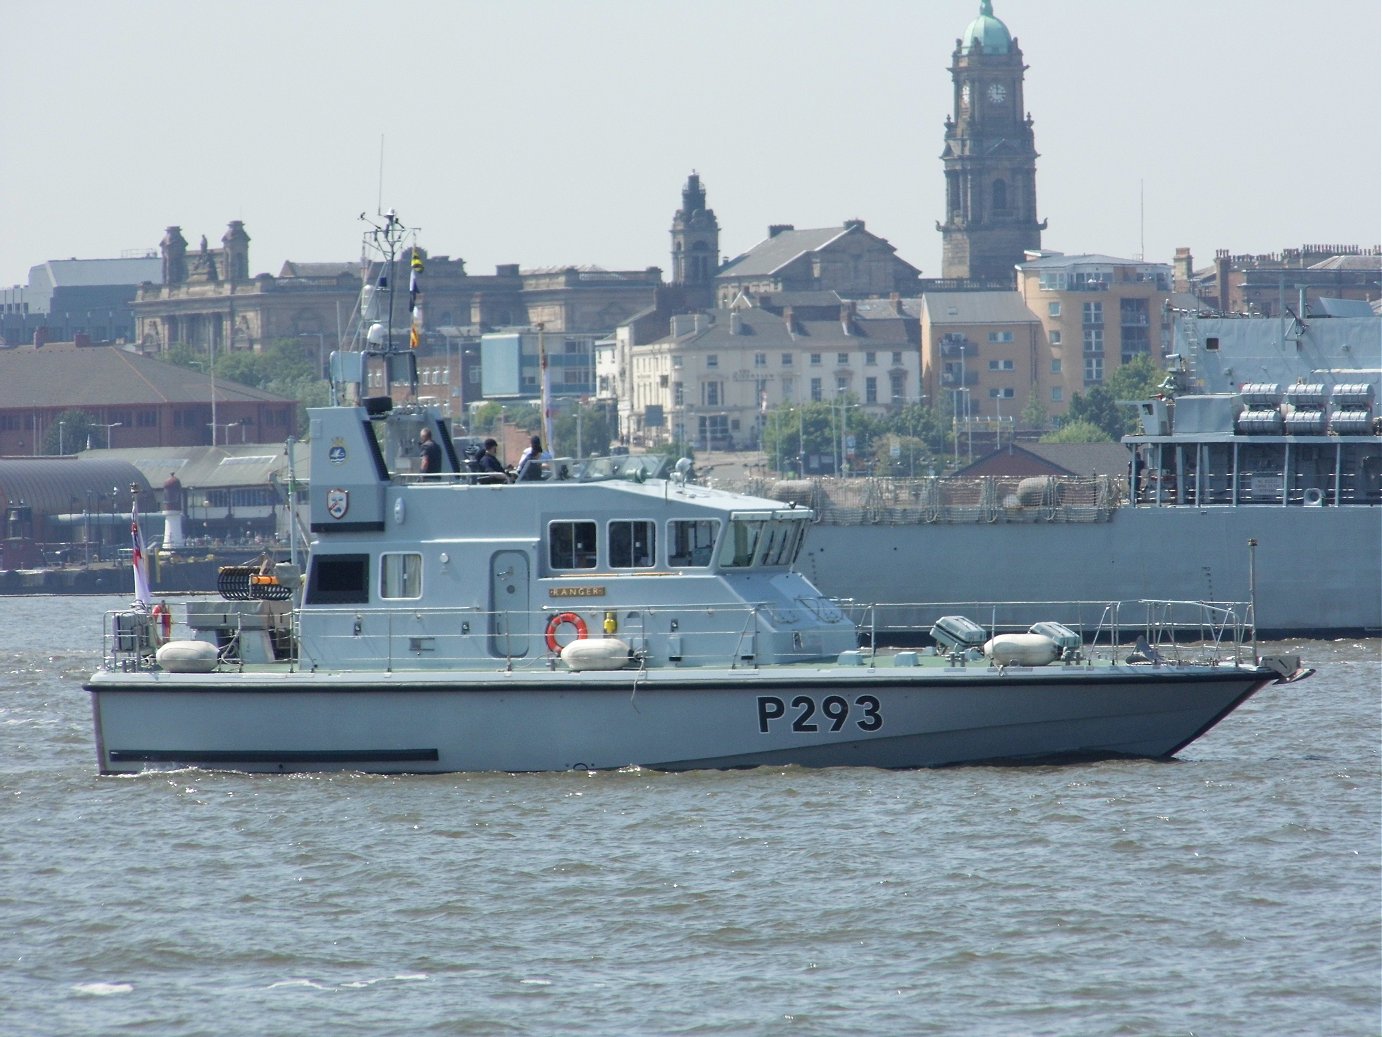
[151,602,172,645]
[545,612,588,653]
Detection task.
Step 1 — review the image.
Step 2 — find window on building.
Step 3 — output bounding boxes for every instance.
[673,381,684,405]
[836,377,848,394]
[703,381,723,406]
[781,377,794,401]
[608,520,656,568]
[706,354,718,368]
[658,374,669,387]
[548,520,598,569]
[988,387,1015,399]
[865,377,878,403]
[892,351,903,366]
[810,378,822,402]
[380,552,423,599]
[754,352,767,368]
[781,353,793,366]
[1048,302,1061,317]
[987,331,1014,343]
[1083,327,1104,353]
[1084,355,1104,384]
[993,178,1008,210]
[1051,359,1062,374]
[1082,301,1103,325]
[1051,386,1064,403]
[865,352,877,366]
[672,355,683,368]
[809,353,822,366]
[890,373,905,401]
[1050,330,1062,345]
[837,352,849,365]
[987,359,1015,371]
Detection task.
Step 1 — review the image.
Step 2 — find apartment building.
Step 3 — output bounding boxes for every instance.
[1017,253,1173,413]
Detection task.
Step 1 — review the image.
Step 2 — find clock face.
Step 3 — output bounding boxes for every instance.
[987,83,1007,103]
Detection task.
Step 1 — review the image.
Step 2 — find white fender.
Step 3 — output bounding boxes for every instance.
[984,633,1059,666]
[156,639,219,673]
[560,637,632,671]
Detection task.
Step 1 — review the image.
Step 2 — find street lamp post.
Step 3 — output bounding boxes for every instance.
[97,421,122,449]
[834,389,858,477]
[209,421,239,445]
[58,420,64,455]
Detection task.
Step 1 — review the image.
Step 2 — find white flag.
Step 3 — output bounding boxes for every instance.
[130,503,153,607]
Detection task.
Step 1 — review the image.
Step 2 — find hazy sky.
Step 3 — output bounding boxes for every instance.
[3,1,1378,289]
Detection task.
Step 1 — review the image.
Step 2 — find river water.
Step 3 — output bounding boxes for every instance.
[3,594,1378,1036]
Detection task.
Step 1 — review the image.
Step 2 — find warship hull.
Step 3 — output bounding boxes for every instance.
[800,504,1381,637]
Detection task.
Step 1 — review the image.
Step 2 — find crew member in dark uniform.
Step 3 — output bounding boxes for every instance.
[418,427,442,477]
[471,438,508,483]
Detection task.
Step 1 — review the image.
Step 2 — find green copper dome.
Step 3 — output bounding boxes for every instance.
[961,0,1012,55]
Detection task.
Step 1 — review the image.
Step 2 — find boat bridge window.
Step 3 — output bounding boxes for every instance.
[306,553,370,605]
[380,552,422,599]
[549,520,598,570]
[718,518,765,568]
[667,518,719,567]
[757,520,806,567]
[608,520,656,569]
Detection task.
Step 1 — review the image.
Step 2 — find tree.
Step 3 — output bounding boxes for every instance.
[1061,355,1165,440]
[1020,394,1049,432]
[1106,353,1163,404]
[551,404,612,458]
[42,409,99,454]
[761,402,842,475]
[469,401,505,435]
[1040,419,1113,444]
[1060,385,1128,440]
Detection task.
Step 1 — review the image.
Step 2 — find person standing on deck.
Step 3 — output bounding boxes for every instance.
[418,427,442,477]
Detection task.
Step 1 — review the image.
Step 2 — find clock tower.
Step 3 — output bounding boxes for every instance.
[938,1,1045,283]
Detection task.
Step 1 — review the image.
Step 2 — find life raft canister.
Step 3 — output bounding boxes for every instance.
[151,602,172,645]
[545,612,589,653]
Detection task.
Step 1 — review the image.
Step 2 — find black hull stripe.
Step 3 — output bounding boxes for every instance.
[109,748,439,764]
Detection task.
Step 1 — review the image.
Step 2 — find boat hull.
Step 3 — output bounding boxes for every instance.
[86,665,1272,775]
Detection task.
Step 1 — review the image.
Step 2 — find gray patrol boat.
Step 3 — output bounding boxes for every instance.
[83,213,1310,776]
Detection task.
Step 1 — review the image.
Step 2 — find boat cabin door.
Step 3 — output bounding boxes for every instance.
[488,550,531,657]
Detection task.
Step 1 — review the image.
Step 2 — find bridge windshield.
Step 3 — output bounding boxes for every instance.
[718,513,808,569]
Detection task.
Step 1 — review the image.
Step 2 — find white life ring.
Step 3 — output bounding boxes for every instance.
[545,612,588,652]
